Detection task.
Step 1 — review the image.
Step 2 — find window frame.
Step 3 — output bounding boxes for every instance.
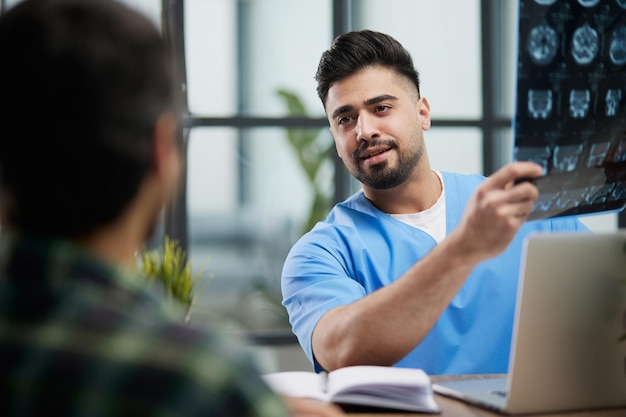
[126,0,626,246]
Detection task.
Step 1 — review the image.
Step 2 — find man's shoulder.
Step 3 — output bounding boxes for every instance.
[1,298,284,415]
[309,191,385,233]
[0,234,260,391]
[322,172,487,223]
[440,171,486,188]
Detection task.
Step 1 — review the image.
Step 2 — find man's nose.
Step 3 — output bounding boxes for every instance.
[356,112,379,142]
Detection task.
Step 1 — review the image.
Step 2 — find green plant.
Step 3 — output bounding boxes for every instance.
[251,275,290,324]
[138,236,206,310]
[277,89,334,233]
[234,89,335,330]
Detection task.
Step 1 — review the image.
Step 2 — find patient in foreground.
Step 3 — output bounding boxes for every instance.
[0,1,342,416]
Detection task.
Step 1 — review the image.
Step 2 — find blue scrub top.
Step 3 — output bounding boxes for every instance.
[281,172,588,374]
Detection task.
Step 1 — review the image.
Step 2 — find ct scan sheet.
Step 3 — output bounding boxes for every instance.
[514,0,626,219]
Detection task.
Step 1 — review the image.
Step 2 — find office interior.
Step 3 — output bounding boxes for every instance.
[2,0,623,373]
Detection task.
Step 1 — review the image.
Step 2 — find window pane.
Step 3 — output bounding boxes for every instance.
[186,0,332,117]
[241,0,332,118]
[355,0,482,120]
[579,213,618,233]
[185,0,237,116]
[119,0,161,26]
[187,126,334,330]
[496,127,515,170]
[187,128,240,214]
[495,2,518,119]
[425,127,483,175]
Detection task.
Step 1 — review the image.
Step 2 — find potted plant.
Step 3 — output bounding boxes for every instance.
[137,236,207,317]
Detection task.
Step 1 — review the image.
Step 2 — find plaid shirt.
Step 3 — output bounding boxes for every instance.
[0,234,289,417]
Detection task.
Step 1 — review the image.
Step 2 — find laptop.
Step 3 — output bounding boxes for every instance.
[432,232,626,414]
[512,0,626,220]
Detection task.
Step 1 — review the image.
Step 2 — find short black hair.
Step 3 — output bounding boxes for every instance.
[0,0,175,238]
[315,29,421,107]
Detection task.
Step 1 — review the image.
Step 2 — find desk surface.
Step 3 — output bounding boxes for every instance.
[347,375,626,417]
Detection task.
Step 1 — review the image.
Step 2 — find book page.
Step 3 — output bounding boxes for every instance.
[262,371,326,401]
[327,366,439,412]
[328,365,430,397]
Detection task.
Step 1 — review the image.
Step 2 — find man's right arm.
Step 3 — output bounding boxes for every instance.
[307,162,543,371]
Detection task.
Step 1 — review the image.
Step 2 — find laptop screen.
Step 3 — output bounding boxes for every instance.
[513,0,626,220]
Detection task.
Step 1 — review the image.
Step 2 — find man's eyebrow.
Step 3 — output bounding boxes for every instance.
[331,104,354,119]
[330,95,399,120]
[364,94,399,106]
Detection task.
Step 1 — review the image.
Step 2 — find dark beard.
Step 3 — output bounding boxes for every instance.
[352,142,423,190]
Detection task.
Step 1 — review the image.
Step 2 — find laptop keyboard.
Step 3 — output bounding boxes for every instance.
[490,390,508,398]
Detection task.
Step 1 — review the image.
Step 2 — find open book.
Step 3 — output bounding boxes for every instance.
[262,365,441,413]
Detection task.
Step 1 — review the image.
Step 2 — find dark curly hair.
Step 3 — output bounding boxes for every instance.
[0,0,175,238]
[315,29,421,107]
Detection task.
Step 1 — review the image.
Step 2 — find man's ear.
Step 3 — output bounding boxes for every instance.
[152,112,179,177]
[418,97,431,131]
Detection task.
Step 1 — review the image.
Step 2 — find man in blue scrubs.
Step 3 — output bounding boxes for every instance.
[281,30,587,375]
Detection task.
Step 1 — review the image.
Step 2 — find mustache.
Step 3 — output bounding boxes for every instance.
[353,139,397,160]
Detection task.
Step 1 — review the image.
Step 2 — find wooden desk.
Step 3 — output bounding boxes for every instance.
[347,375,626,417]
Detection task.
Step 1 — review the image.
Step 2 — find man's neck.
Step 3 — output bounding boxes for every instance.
[77,178,164,270]
[78,229,141,270]
[363,169,442,215]
[77,206,154,270]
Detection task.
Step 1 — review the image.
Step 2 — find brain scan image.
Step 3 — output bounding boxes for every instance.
[611,183,626,200]
[610,25,626,66]
[515,0,626,219]
[534,192,559,212]
[515,145,551,172]
[553,144,584,172]
[587,141,612,167]
[571,23,599,65]
[577,0,600,6]
[528,89,553,119]
[605,89,622,116]
[569,89,590,118]
[608,139,626,163]
[582,184,605,204]
[527,23,558,65]
[590,183,616,204]
[555,190,581,210]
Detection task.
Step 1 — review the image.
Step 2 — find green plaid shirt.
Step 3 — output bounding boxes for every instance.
[0,234,288,417]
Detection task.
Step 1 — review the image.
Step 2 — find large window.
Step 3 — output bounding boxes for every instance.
[2,0,618,333]
[177,0,493,331]
[179,1,334,332]
[175,1,619,332]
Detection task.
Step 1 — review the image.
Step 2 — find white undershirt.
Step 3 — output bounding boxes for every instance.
[389,170,446,243]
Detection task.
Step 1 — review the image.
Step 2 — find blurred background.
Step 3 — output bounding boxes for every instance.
[2,0,620,371]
